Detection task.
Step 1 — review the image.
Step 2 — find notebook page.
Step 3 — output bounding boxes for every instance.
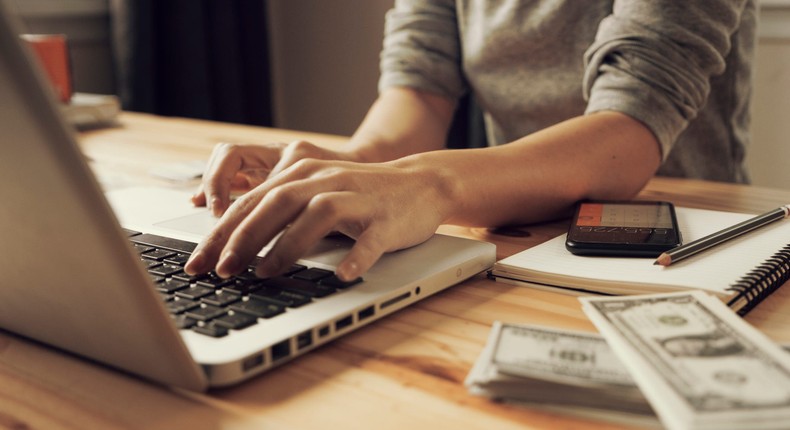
[493,207,790,296]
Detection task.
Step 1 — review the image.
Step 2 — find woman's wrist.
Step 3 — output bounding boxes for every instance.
[343,128,410,163]
[339,138,383,163]
[390,150,465,225]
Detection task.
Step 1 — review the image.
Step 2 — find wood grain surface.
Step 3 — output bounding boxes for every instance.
[2,112,788,430]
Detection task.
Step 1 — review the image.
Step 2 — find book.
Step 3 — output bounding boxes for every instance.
[60,93,120,128]
[489,207,790,315]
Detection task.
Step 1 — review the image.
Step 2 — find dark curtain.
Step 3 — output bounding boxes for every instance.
[109,0,272,126]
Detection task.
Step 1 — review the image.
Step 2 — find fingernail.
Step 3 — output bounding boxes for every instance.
[217,250,241,277]
[211,197,224,216]
[185,251,206,275]
[337,261,359,282]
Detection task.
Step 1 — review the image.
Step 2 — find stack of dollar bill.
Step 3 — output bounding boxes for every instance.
[464,321,658,426]
[581,290,790,430]
[467,290,790,429]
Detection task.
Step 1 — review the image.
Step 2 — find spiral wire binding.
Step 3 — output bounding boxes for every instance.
[727,244,790,316]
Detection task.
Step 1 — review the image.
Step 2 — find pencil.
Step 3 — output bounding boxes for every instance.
[654,204,790,266]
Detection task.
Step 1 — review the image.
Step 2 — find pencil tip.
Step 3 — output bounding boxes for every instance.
[654,253,671,266]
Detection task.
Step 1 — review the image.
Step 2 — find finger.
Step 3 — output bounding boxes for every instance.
[191,172,259,209]
[192,144,228,209]
[253,192,370,278]
[336,228,388,282]
[202,143,246,216]
[213,183,312,278]
[268,140,325,179]
[184,185,271,275]
[191,182,207,207]
[183,219,234,275]
[196,158,343,277]
[192,146,230,208]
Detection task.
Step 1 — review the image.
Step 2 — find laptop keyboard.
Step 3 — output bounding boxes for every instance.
[125,229,362,338]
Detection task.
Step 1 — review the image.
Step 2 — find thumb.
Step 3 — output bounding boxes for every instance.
[336,230,387,282]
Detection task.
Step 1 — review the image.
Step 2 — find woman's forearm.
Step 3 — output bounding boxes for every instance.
[394,110,662,227]
[343,87,457,162]
[342,87,662,227]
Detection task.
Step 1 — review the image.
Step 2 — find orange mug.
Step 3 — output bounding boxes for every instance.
[20,34,73,103]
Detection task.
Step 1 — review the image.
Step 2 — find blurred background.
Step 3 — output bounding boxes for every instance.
[8,0,389,136]
[6,0,790,189]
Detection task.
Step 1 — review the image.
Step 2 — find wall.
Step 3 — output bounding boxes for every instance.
[7,0,390,136]
[8,0,114,95]
[748,1,790,189]
[266,1,391,136]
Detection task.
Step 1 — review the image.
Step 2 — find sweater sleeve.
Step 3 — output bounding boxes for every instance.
[378,0,466,100]
[583,0,748,159]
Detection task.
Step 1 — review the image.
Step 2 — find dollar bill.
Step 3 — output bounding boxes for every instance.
[581,290,790,430]
[464,321,656,422]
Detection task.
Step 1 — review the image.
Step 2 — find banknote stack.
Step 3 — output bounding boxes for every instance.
[581,290,790,430]
[464,321,657,424]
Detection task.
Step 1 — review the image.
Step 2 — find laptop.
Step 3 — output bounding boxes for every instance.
[0,2,496,391]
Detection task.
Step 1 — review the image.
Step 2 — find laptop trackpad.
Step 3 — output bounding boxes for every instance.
[154,211,218,237]
[108,187,352,264]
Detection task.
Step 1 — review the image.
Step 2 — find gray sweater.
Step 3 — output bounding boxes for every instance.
[379,0,756,183]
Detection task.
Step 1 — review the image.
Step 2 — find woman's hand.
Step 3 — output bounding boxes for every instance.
[191,140,358,216]
[186,88,461,281]
[185,153,456,282]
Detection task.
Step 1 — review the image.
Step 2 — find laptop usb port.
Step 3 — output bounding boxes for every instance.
[357,305,375,321]
[297,330,313,350]
[318,325,330,338]
[271,339,291,362]
[335,315,353,331]
[242,353,264,372]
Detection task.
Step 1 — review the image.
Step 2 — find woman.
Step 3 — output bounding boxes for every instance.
[185,0,756,282]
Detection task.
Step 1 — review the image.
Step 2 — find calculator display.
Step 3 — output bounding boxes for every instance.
[566,201,681,257]
[575,202,675,229]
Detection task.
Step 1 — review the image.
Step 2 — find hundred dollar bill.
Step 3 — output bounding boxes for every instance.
[581,290,790,430]
[465,322,655,419]
[492,322,637,387]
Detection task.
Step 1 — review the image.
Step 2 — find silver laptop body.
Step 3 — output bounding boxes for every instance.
[0,2,496,391]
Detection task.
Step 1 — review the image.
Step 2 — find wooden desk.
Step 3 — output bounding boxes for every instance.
[2,112,790,430]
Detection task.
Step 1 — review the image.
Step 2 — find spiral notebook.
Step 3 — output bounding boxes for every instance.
[489,207,790,315]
